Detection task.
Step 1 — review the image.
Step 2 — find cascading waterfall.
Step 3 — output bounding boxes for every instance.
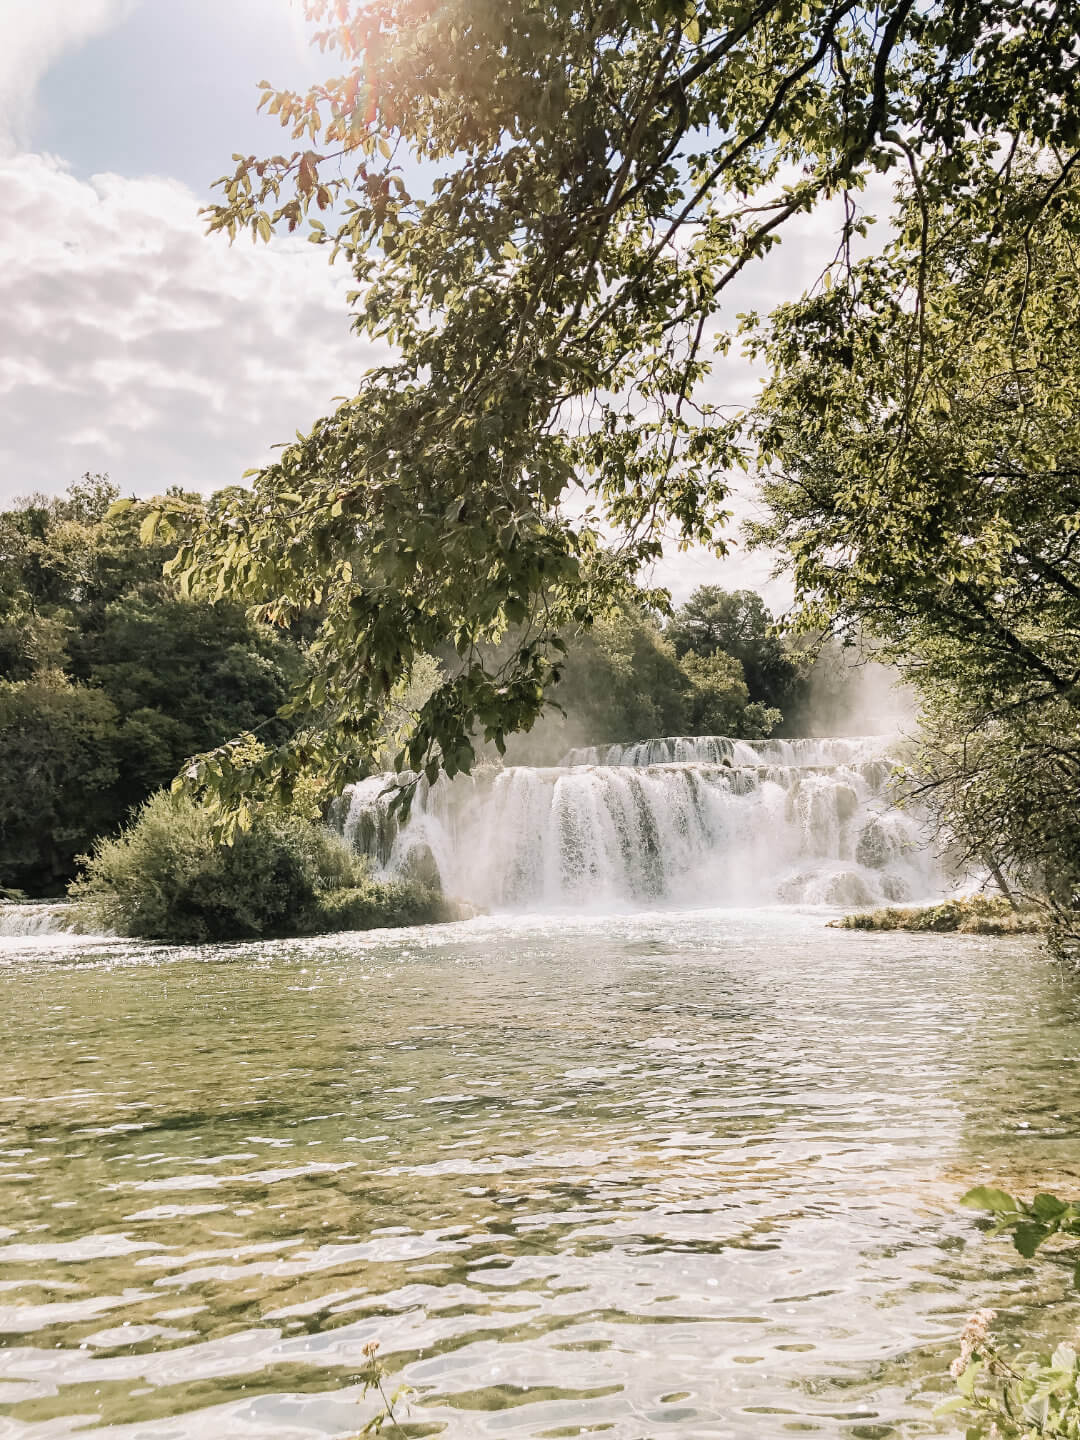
[0,903,74,937]
[338,733,942,911]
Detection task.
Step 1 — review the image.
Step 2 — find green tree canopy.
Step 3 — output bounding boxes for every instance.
[680,647,780,738]
[749,165,1080,949]
[0,675,120,895]
[154,0,1080,813]
[0,479,303,892]
[666,586,797,713]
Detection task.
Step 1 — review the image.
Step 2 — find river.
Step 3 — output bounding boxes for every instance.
[0,908,1077,1438]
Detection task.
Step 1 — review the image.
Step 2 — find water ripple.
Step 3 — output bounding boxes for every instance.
[0,911,1076,1436]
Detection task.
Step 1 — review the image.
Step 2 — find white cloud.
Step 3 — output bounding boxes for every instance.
[0,153,379,502]
[0,0,138,154]
[0,146,882,609]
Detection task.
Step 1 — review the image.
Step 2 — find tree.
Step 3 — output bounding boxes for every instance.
[500,597,782,761]
[71,593,298,813]
[667,586,798,714]
[680,648,780,738]
[502,600,689,762]
[0,675,120,894]
[749,165,1080,951]
[0,479,303,892]
[151,0,1080,814]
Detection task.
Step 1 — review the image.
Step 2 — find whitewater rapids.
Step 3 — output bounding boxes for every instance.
[337,734,940,910]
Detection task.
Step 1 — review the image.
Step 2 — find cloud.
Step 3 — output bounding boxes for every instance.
[0,153,379,502]
[0,0,138,154]
[0,148,881,608]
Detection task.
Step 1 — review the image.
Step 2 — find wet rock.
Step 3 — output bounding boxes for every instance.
[399,843,443,893]
[881,873,911,902]
[856,818,894,869]
[822,871,876,907]
[834,784,859,822]
[776,871,814,903]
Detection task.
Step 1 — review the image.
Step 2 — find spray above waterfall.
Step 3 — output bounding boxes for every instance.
[338,733,941,912]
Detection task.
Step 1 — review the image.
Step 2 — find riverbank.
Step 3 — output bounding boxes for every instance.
[829,893,1042,934]
[0,892,479,941]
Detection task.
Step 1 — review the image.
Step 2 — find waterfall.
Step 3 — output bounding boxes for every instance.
[0,903,76,937]
[337,734,939,911]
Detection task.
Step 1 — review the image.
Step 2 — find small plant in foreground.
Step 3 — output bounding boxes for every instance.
[356,1342,411,1437]
[939,1190,1080,1437]
[938,1308,1080,1438]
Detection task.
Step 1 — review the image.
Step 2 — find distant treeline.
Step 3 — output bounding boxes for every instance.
[497,587,869,767]
[0,477,865,896]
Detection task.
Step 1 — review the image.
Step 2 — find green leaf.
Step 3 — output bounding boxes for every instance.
[932,1396,968,1417]
[960,1187,1019,1215]
[105,498,136,519]
[1013,1221,1050,1259]
[956,1360,981,1398]
[1031,1193,1070,1223]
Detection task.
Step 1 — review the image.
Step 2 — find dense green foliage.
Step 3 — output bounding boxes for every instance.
[0,478,302,893]
[144,0,1080,814]
[667,588,799,716]
[752,169,1080,955]
[510,594,785,761]
[679,648,779,739]
[71,792,449,942]
[0,675,121,895]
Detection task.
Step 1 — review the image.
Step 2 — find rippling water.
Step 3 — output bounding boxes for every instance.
[0,909,1078,1438]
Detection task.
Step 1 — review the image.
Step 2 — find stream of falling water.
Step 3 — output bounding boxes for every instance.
[338,735,943,910]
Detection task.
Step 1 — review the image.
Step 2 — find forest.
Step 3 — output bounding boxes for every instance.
[0,474,858,898]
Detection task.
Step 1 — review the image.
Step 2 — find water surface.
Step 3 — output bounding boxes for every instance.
[0,909,1077,1438]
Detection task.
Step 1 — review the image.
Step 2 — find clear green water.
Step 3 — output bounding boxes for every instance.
[0,909,1078,1438]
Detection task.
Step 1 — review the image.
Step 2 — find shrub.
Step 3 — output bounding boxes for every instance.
[71,793,450,942]
[308,880,456,934]
[829,895,1042,935]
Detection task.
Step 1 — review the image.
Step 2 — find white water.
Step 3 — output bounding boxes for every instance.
[0,902,74,937]
[339,734,943,910]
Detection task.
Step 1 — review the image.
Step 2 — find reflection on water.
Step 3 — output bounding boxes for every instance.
[0,909,1077,1438]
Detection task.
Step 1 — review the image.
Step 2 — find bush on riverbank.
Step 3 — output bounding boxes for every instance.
[70,793,453,942]
[829,894,1042,935]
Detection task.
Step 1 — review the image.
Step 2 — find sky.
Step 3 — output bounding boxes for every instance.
[0,0,847,603]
